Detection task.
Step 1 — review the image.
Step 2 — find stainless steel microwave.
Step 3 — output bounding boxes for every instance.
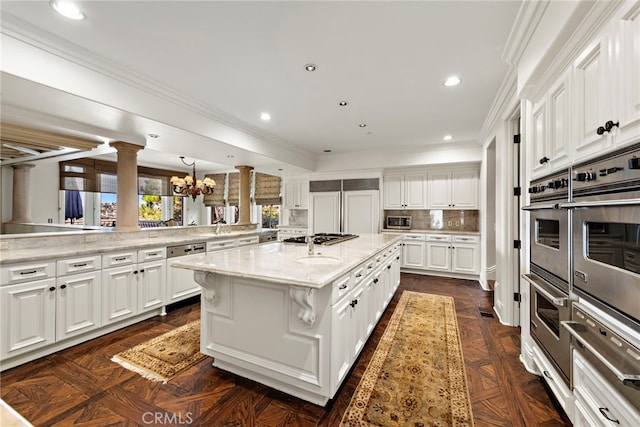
[386,215,411,229]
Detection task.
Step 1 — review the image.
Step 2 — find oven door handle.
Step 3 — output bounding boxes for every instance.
[521,203,561,211]
[562,321,640,387]
[560,199,640,209]
[522,274,567,306]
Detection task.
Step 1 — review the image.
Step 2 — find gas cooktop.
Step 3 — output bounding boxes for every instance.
[283,233,359,245]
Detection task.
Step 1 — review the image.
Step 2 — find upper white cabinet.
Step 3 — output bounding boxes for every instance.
[428,170,478,209]
[530,72,572,178]
[573,2,640,161]
[283,180,309,209]
[383,172,427,209]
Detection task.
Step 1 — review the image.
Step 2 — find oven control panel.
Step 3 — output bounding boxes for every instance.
[572,143,640,197]
[528,170,570,202]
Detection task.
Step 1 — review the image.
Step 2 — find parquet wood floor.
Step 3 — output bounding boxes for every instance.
[0,273,572,426]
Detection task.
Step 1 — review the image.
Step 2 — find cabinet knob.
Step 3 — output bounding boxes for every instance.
[133,270,138,275]
[60,284,67,290]
[604,120,619,132]
[350,299,358,308]
[387,265,391,269]
[373,278,379,284]
[596,126,606,135]
[49,286,56,292]
[539,156,550,164]
[139,269,145,273]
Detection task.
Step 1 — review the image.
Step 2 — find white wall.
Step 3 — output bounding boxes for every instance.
[30,161,60,224]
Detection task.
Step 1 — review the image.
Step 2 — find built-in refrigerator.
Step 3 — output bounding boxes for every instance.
[308,178,380,234]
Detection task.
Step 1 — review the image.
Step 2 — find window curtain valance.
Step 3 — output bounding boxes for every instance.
[203,173,226,206]
[253,172,281,205]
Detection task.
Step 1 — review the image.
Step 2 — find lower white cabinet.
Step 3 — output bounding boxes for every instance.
[56,269,102,340]
[0,277,56,359]
[572,348,640,426]
[402,233,425,268]
[532,344,573,419]
[425,234,480,275]
[167,254,201,304]
[277,227,308,241]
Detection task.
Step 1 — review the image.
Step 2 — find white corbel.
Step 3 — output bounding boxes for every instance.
[289,286,316,327]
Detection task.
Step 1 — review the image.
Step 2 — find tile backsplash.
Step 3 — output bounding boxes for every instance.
[384,210,479,232]
[287,209,308,227]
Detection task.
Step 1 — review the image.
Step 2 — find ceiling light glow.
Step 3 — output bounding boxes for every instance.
[358,123,367,128]
[443,76,461,87]
[443,135,453,141]
[50,1,86,20]
[338,101,348,106]
[304,64,317,72]
[260,113,271,121]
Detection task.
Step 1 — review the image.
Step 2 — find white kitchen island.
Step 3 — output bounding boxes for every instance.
[172,233,402,405]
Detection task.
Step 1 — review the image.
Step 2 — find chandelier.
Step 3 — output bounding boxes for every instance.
[170,156,216,201]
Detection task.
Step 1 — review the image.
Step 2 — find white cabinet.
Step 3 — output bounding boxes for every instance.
[309,191,340,234]
[530,71,572,178]
[573,3,640,161]
[425,234,480,275]
[56,255,102,340]
[428,170,478,209]
[206,239,236,251]
[402,233,425,269]
[102,247,166,324]
[572,348,640,426]
[532,344,574,420]
[283,180,309,209]
[236,235,260,246]
[343,190,380,234]
[277,227,308,241]
[1,276,56,359]
[383,172,427,209]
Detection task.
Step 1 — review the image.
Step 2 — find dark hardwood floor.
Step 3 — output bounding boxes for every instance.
[1,273,572,426]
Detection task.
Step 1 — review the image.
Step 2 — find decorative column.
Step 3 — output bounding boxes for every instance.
[110,141,143,231]
[8,164,35,223]
[235,165,253,225]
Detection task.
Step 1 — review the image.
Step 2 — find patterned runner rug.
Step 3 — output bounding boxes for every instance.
[341,291,474,426]
[111,320,206,383]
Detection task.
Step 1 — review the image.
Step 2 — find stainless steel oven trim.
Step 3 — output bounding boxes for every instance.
[522,274,568,306]
[522,203,562,210]
[561,199,640,208]
[562,321,640,386]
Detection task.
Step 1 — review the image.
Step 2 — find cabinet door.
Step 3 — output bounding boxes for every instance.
[404,172,427,209]
[283,181,300,209]
[343,190,380,234]
[531,100,549,178]
[102,265,137,324]
[138,260,165,312]
[426,242,451,271]
[547,72,572,171]
[574,33,613,160]
[451,170,478,209]
[428,172,451,209]
[351,285,367,359]
[0,278,56,359]
[451,244,479,275]
[402,241,425,269]
[617,5,640,147]
[56,272,102,340]
[383,174,404,209]
[166,255,201,304]
[331,296,352,392]
[310,191,340,234]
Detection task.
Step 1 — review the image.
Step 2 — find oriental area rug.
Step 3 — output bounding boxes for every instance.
[111,320,206,383]
[341,291,474,426]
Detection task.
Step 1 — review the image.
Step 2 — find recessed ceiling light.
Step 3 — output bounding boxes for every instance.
[323,149,332,153]
[304,64,317,72]
[443,135,453,141]
[443,76,461,87]
[50,1,86,20]
[338,101,348,106]
[147,133,159,139]
[260,112,271,121]
[358,123,367,128]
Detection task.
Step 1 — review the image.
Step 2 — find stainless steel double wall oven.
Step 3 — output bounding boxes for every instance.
[524,143,640,411]
[523,169,572,385]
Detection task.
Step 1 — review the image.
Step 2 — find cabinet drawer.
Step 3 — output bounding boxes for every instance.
[425,234,452,242]
[57,255,101,276]
[102,251,137,268]
[331,274,351,305]
[453,235,479,244]
[1,261,56,285]
[403,233,424,241]
[138,247,166,262]
[532,345,572,414]
[207,239,236,252]
[352,265,366,286]
[236,236,259,246]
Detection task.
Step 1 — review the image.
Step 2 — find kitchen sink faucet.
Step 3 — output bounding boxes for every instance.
[306,236,314,255]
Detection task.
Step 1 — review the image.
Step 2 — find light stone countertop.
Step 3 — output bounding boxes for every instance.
[381,228,480,235]
[0,229,263,265]
[172,233,402,288]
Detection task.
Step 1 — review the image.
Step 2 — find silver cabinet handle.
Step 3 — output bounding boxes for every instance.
[522,274,567,306]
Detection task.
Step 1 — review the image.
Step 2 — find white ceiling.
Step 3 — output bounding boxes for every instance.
[0,1,522,175]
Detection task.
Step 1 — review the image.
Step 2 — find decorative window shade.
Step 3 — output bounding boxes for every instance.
[203,173,226,206]
[98,173,118,194]
[253,172,281,205]
[226,172,240,206]
[59,159,96,191]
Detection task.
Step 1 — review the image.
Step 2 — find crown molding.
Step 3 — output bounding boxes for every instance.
[478,68,518,145]
[502,1,550,67]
